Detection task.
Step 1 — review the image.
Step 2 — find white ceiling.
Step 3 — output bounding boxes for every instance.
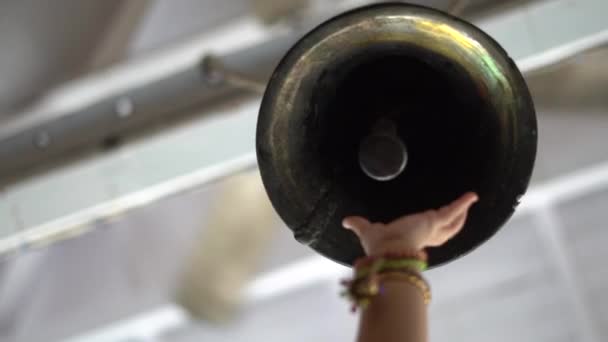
[1,99,607,341]
[0,0,511,116]
[1,0,607,341]
[0,1,123,114]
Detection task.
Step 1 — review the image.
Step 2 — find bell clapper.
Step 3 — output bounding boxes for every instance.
[359,118,408,182]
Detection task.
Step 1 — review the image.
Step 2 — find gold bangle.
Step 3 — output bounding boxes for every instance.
[355,259,428,280]
[377,271,431,305]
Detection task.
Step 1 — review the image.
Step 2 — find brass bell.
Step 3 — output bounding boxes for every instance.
[256,3,537,267]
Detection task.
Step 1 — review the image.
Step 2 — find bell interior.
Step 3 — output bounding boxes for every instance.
[306,45,501,224]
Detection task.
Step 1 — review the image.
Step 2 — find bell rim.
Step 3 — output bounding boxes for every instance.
[257,2,538,268]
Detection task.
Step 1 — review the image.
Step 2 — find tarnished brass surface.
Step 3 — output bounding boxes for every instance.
[257,3,537,267]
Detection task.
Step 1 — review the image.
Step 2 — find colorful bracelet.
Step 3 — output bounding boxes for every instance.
[341,253,430,311]
[341,268,430,311]
[377,271,431,304]
[355,258,428,279]
[354,250,428,267]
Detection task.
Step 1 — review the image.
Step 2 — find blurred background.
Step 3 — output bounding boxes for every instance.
[1,0,608,341]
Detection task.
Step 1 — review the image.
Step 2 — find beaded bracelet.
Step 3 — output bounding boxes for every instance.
[378,271,431,304]
[341,254,430,311]
[341,267,430,311]
[355,258,428,280]
[354,250,428,267]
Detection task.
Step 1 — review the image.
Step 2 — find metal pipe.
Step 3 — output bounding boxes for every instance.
[201,55,267,94]
[0,34,298,184]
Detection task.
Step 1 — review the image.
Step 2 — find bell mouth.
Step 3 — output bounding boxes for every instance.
[308,47,496,223]
[257,3,537,267]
